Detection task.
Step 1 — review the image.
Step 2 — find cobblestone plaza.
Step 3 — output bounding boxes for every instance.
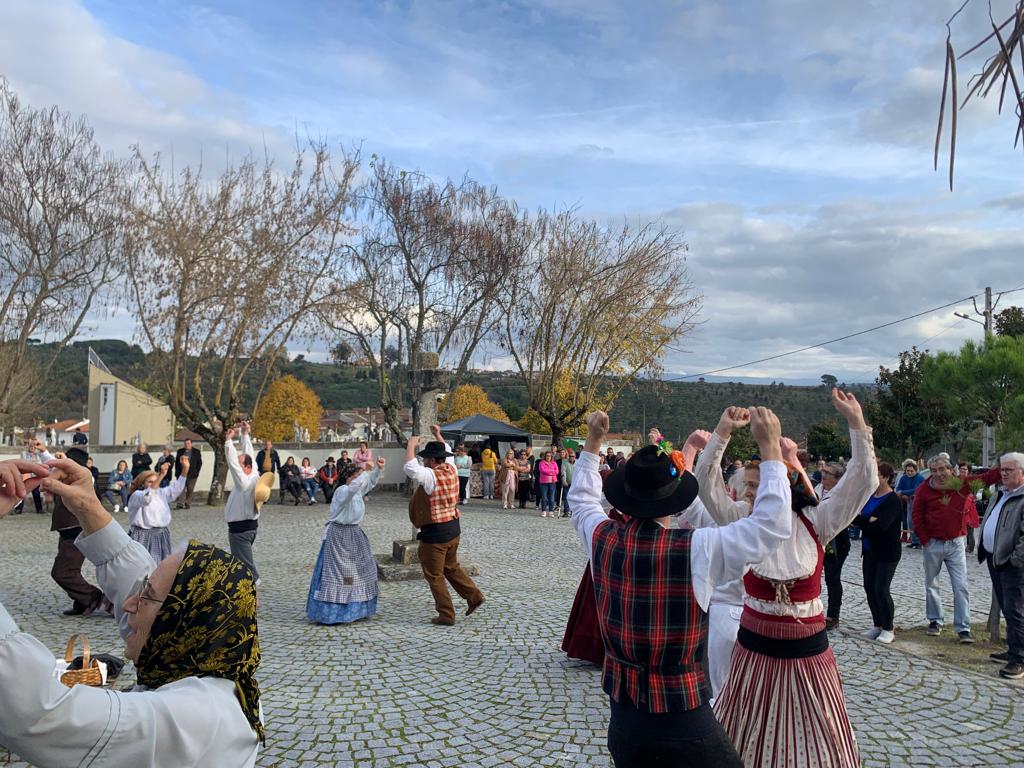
[2,494,1022,767]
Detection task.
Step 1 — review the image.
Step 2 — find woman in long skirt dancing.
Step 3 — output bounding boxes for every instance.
[307,456,385,624]
[125,454,189,561]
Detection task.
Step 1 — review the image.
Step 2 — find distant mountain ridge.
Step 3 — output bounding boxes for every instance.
[28,339,874,441]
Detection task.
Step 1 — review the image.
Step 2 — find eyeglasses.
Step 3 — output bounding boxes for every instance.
[137,574,165,606]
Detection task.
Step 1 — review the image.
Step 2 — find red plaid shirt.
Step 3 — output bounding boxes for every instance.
[428,463,460,524]
[590,517,710,713]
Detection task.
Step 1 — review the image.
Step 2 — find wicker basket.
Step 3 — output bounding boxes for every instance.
[59,634,104,688]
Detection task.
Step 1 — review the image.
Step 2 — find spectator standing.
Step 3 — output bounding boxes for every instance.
[604,447,618,470]
[71,427,88,446]
[174,438,203,509]
[353,441,372,467]
[895,459,925,547]
[552,446,565,514]
[560,450,576,517]
[858,462,904,644]
[913,453,1000,643]
[819,462,851,630]
[300,457,318,504]
[85,457,100,499]
[516,450,533,509]
[480,444,498,500]
[130,443,153,479]
[498,450,518,509]
[104,460,132,513]
[537,451,559,518]
[454,445,472,504]
[977,452,1024,679]
[154,446,175,488]
[318,457,339,503]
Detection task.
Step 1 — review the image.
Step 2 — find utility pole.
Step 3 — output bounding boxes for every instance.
[955,287,997,464]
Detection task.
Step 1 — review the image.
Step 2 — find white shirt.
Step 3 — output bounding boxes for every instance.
[0,521,259,768]
[568,451,792,613]
[982,484,1024,553]
[695,429,877,617]
[224,433,260,523]
[678,496,746,608]
[403,441,454,495]
[127,474,187,529]
[327,467,382,525]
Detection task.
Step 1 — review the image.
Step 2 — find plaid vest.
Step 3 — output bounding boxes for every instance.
[591,518,709,713]
[429,463,461,524]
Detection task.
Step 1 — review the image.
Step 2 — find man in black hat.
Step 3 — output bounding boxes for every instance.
[49,447,110,616]
[568,408,792,767]
[403,424,485,626]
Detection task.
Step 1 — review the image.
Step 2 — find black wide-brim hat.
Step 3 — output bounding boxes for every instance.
[603,445,699,519]
[417,440,454,459]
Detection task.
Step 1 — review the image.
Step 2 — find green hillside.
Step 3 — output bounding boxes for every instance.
[27,339,871,442]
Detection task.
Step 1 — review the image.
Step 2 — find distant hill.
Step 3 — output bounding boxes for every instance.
[28,340,874,441]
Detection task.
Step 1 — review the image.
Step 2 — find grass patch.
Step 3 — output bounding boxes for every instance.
[893,621,1011,677]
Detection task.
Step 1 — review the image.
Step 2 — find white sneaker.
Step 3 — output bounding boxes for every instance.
[113,504,120,514]
[860,627,882,640]
[876,630,895,644]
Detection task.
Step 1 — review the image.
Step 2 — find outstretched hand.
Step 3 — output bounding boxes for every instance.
[715,407,750,439]
[831,388,867,430]
[647,428,662,447]
[749,407,782,461]
[377,456,386,469]
[779,437,799,465]
[225,427,236,442]
[0,460,49,519]
[685,430,711,452]
[42,458,111,534]
[430,424,443,441]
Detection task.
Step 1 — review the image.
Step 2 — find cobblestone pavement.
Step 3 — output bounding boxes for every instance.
[2,496,1022,767]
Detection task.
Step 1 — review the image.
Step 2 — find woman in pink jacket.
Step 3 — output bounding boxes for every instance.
[537,451,560,518]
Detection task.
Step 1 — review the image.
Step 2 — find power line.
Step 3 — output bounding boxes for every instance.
[665,292,982,382]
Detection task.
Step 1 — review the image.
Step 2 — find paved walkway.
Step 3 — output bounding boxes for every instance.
[1,495,1022,767]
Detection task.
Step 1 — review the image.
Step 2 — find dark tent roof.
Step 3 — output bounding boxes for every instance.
[439,414,531,444]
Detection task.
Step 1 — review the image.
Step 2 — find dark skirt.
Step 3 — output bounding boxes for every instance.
[561,565,605,665]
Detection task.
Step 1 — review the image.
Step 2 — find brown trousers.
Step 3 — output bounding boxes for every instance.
[418,536,483,622]
[52,532,103,610]
[184,476,198,505]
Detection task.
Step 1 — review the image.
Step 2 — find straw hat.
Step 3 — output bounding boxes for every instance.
[254,472,275,511]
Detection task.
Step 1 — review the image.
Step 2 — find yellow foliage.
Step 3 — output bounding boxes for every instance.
[439,384,509,423]
[517,407,551,435]
[252,375,323,442]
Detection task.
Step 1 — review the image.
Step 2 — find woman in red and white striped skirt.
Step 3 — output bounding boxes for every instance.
[706,390,878,768]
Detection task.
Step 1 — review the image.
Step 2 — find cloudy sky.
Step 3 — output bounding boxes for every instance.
[2,0,1022,383]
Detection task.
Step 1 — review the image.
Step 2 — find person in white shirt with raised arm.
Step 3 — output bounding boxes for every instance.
[224,421,273,586]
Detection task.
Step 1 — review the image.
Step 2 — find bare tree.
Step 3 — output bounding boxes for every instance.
[500,211,701,446]
[0,80,126,427]
[125,141,359,503]
[325,158,532,443]
[936,1,1024,187]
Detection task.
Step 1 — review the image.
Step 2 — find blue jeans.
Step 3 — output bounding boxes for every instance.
[481,470,495,499]
[906,499,920,546]
[302,478,318,501]
[923,536,971,633]
[539,482,556,512]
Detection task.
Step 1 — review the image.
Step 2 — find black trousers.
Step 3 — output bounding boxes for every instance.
[823,541,851,620]
[458,475,469,503]
[988,556,1024,664]
[517,479,532,508]
[607,702,742,768]
[862,554,899,630]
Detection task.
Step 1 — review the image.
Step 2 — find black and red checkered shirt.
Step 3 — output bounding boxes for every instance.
[591,517,710,713]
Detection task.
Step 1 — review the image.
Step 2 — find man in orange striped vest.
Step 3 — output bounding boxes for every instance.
[404,426,485,625]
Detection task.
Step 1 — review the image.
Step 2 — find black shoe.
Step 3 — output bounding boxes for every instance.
[184,503,191,509]
[62,604,87,616]
[926,621,941,636]
[990,651,1010,663]
[958,631,975,644]
[999,662,1024,680]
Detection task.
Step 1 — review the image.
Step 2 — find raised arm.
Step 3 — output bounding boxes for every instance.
[805,389,879,543]
[568,412,613,560]
[691,407,792,611]
[403,436,436,493]
[694,409,751,524]
[224,428,248,488]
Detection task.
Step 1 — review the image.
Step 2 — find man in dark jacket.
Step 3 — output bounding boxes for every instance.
[978,452,1024,680]
[174,438,203,508]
